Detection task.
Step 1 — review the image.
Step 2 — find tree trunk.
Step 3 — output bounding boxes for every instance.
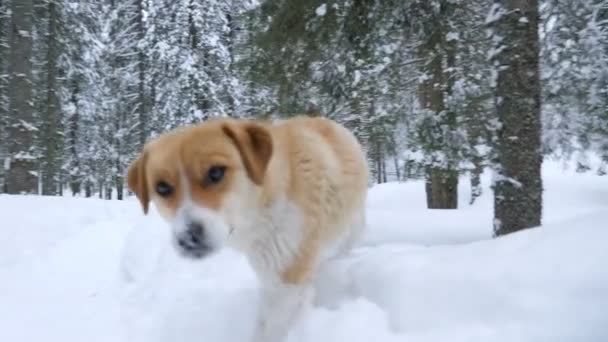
[425,167,458,209]
[68,81,81,196]
[115,177,123,200]
[418,53,459,208]
[57,171,63,196]
[6,0,37,194]
[469,158,483,205]
[41,0,61,196]
[417,1,458,209]
[0,0,8,193]
[491,0,543,236]
[393,156,401,181]
[226,10,236,115]
[136,0,146,146]
[84,181,92,198]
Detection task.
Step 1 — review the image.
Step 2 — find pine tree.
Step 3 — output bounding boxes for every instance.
[541,0,608,174]
[62,0,100,197]
[6,0,38,194]
[488,0,543,236]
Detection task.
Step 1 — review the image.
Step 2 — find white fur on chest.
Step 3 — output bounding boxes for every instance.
[228,197,303,284]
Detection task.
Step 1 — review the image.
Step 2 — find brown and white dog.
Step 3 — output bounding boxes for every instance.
[126,115,369,342]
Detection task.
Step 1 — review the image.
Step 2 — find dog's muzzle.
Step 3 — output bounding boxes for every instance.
[175,221,213,258]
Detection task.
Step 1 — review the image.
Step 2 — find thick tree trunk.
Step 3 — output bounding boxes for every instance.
[0,0,8,193]
[6,0,37,194]
[418,55,459,208]
[425,167,458,209]
[491,0,543,236]
[417,1,458,209]
[41,0,61,196]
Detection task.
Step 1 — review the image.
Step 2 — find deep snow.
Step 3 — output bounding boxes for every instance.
[0,160,607,342]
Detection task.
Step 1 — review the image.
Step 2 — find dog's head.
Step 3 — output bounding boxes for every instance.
[127,118,273,259]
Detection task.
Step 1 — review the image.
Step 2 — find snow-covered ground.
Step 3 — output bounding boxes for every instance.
[0,160,607,342]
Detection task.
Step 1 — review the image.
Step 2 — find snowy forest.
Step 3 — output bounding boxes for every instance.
[1,0,607,235]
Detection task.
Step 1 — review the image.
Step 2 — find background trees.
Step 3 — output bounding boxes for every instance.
[1,0,606,236]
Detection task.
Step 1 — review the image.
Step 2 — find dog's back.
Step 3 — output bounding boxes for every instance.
[268,116,369,283]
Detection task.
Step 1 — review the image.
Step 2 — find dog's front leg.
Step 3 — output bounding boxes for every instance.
[251,282,313,342]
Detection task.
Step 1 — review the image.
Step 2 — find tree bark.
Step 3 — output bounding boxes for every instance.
[417,1,458,209]
[6,0,37,194]
[115,177,123,200]
[469,157,483,205]
[41,0,61,196]
[68,81,81,196]
[136,0,146,146]
[491,0,543,236]
[0,0,8,193]
[425,167,458,209]
[84,180,92,198]
[417,49,458,208]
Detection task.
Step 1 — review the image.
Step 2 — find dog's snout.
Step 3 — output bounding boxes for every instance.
[175,221,212,258]
[186,221,204,243]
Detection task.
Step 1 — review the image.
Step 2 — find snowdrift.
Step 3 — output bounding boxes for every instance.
[0,161,606,342]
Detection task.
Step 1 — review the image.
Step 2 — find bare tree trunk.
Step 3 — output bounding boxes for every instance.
[41,0,61,196]
[491,0,543,236]
[6,0,38,194]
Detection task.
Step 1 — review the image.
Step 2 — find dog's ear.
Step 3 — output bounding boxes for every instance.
[127,151,150,214]
[222,121,273,185]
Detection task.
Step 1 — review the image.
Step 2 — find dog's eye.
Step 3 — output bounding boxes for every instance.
[204,166,226,186]
[156,181,173,197]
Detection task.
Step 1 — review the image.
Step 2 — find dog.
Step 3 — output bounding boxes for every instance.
[126,115,369,342]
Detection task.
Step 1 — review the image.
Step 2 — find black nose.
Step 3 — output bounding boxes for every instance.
[177,221,207,253]
[186,222,204,244]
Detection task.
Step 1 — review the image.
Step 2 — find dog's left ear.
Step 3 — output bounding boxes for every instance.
[127,151,150,214]
[222,121,273,185]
